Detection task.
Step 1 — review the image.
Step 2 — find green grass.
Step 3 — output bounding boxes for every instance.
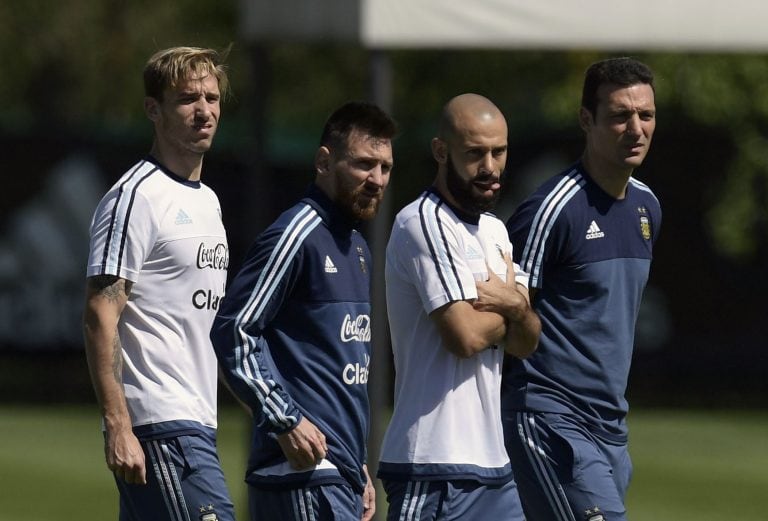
[0,405,250,520]
[626,409,768,520]
[0,406,766,520]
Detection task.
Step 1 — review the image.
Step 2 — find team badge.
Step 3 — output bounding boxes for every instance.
[199,505,218,521]
[640,215,651,240]
[584,506,605,521]
[356,246,367,273]
[638,206,651,240]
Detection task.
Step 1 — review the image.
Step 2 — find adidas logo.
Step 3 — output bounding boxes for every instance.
[585,220,605,240]
[324,255,338,273]
[465,244,482,260]
[175,208,193,225]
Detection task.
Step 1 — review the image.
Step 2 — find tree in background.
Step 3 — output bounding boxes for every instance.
[2,3,767,263]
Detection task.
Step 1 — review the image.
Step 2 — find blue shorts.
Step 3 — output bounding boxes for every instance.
[503,411,632,521]
[115,432,235,521]
[248,483,362,521]
[381,479,524,521]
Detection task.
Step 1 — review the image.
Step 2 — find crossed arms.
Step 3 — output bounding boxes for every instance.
[431,253,540,359]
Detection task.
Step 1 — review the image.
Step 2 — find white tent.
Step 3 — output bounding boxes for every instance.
[242,0,768,51]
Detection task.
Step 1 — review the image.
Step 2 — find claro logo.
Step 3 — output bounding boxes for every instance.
[197,242,229,270]
[340,314,371,343]
[192,289,223,310]
[343,354,370,385]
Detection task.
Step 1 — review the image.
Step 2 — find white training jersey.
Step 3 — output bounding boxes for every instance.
[87,157,228,437]
[378,189,528,483]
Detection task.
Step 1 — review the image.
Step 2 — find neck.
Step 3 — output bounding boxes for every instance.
[433,171,459,209]
[149,141,204,182]
[580,151,632,199]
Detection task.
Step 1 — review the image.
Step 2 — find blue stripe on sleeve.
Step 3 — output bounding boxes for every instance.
[231,204,322,430]
[520,170,584,287]
[418,193,465,301]
[100,160,156,275]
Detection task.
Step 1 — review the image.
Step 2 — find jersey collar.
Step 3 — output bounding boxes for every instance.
[302,184,358,232]
[425,186,481,225]
[145,155,202,188]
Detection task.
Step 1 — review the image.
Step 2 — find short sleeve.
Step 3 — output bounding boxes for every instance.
[390,212,478,315]
[87,189,158,282]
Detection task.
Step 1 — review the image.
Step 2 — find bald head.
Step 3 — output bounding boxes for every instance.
[438,93,506,143]
[431,93,508,215]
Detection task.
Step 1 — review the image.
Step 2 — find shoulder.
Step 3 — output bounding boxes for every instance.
[198,181,221,200]
[260,201,324,245]
[392,191,445,234]
[99,160,159,198]
[394,191,435,220]
[478,212,508,237]
[508,167,586,231]
[92,160,167,220]
[123,160,171,190]
[628,177,661,208]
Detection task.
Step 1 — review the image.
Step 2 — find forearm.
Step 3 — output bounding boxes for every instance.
[501,304,540,358]
[82,276,133,431]
[83,276,146,483]
[212,319,301,432]
[475,273,540,358]
[434,301,506,358]
[464,309,507,353]
[83,316,132,430]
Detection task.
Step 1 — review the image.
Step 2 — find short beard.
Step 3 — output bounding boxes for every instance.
[337,180,383,221]
[445,152,500,215]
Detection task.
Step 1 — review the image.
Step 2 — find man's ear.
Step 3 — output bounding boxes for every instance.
[578,107,593,133]
[144,97,160,122]
[315,146,331,176]
[431,137,447,164]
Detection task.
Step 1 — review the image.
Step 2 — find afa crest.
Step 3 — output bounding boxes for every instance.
[639,215,651,240]
[199,504,218,521]
[356,246,367,274]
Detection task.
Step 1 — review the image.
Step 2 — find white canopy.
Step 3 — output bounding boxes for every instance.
[241,0,768,51]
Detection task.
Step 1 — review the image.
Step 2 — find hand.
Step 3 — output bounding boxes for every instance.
[474,253,528,321]
[361,464,376,521]
[105,427,146,485]
[277,417,328,470]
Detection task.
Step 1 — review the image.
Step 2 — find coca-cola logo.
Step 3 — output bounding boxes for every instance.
[197,243,229,270]
[340,314,371,343]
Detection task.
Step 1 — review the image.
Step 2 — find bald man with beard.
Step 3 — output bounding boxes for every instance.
[377,94,540,520]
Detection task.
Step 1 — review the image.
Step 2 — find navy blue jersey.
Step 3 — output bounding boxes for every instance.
[503,163,661,440]
[211,185,373,493]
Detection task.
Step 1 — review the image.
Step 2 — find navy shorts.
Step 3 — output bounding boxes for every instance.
[381,478,524,521]
[248,483,362,521]
[503,411,632,521]
[115,432,235,521]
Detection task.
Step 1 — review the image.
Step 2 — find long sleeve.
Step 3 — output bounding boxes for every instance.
[211,212,320,433]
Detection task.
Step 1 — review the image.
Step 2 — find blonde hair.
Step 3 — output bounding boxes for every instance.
[143,46,230,101]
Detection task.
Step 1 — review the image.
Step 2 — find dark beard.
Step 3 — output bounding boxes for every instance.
[445,152,501,215]
[336,179,382,221]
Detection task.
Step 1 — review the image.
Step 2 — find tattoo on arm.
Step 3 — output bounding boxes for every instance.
[111,331,123,383]
[89,275,131,301]
[86,275,130,383]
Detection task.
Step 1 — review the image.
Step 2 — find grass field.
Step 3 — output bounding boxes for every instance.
[1,406,766,520]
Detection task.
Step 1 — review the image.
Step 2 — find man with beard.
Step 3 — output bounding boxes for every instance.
[377,93,540,520]
[211,101,395,521]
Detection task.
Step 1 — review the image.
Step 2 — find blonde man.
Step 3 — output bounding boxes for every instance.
[83,46,235,521]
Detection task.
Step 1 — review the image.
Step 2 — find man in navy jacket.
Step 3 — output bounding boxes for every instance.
[211,101,396,521]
